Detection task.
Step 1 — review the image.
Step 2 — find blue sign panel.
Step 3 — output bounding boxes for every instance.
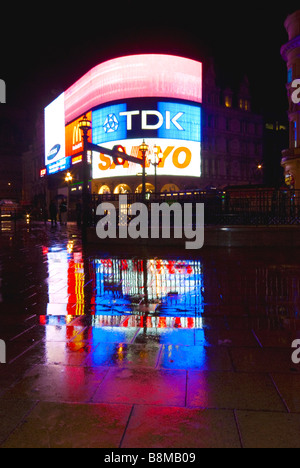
[92,103,127,144]
[47,156,71,175]
[157,102,201,142]
[92,100,201,145]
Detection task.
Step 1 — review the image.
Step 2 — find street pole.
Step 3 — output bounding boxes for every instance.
[79,115,92,243]
[139,140,149,200]
[65,172,73,214]
[142,152,146,199]
[152,145,161,199]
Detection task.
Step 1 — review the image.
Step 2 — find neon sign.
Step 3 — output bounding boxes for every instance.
[92,100,201,143]
[47,156,71,175]
[65,111,92,158]
[92,100,201,179]
[44,55,202,176]
[64,55,202,123]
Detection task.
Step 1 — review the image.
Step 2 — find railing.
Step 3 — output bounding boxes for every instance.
[90,188,300,226]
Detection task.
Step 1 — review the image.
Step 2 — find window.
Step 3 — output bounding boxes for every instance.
[225,95,232,108]
[239,99,250,111]
[99,185,111,194]
[288,68,293,84]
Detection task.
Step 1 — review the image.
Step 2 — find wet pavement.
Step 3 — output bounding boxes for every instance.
[0,221,300,448]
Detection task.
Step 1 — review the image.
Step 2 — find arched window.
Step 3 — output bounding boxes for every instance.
[135,183,155,193]
[160,183,180,193]
[98,185,111,194]
[114,184,131,194]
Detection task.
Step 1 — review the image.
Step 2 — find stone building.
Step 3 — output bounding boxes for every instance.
[200,62,263,189]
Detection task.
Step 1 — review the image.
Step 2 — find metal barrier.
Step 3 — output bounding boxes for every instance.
[90,189,300,226]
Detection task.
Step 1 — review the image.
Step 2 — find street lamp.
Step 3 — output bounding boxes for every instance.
[152,145,162,197]
[65,172,73,184]
[139,140,149,199]
[79,114,92,133]
[65,172,73,212]
[79,115,92,241]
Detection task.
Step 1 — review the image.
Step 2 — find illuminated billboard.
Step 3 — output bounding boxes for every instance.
[65,112,92,158]
[92,99,201,178]
[44,55,202,177]
[44,106,92,175]
[44,93,66,171]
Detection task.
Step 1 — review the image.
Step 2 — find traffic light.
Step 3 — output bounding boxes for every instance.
[112,145,126,165]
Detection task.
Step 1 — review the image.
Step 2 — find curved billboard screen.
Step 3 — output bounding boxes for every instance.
[44,54,202,177]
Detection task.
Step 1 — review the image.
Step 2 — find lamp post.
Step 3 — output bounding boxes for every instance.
[152,145,162,197]
[78,114,92,242]
[65,172,73,184]
[64,172,73,212]
[139,140,149,200]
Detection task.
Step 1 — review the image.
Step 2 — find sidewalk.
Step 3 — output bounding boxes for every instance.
[0,222,300,448]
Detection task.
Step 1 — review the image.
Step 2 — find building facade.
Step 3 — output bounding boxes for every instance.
[281,9,300,189]
[201,62,263,189]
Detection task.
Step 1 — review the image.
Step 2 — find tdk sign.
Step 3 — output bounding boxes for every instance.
[92,100,201,144]
[119,110,184,131]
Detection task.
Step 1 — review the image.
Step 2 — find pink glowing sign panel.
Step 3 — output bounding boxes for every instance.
[64,55,202,124]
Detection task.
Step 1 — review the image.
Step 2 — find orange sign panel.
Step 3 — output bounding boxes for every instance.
[65,112,92,158]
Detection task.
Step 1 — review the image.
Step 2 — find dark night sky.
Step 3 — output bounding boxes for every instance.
[1,2,300,118]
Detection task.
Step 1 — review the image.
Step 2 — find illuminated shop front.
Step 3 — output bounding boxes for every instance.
[44,55,202,198]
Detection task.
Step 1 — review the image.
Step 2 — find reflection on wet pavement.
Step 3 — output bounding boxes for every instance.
[1,223,300,447]
[1,224,300,369]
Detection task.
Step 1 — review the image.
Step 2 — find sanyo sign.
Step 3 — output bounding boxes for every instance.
[0,79,6,104]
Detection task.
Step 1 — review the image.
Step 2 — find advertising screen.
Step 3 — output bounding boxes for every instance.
[92,99,201,179]
[44,104,92,175]
[44,93,66,170]
[65,111,92,158]
[44,55,202,177]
